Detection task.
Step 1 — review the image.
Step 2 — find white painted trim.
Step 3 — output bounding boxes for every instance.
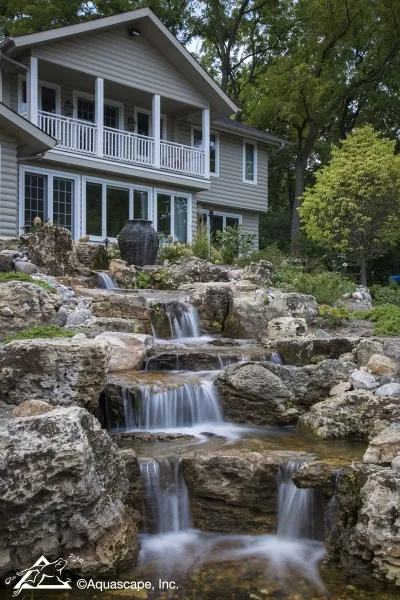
[198,208,242,236]
[242,139,257,185]
[95,78,104,156]
[82,174,153,241]
[38,80,61,114]
[152,94,161,168]
[154,187,192,243]
[191,124,219,177]
[72,89,124,129]
[27,56,38,125]
[134,106,167,139]
[19,165,80,238]
[202,108,210,179]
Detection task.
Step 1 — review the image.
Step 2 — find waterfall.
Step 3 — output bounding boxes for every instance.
[122,387,135,431]
[270,351,283,364]
[135,380,223,430]
[277,461,320,541]
[140,457,192,534]
[98,272,118,289]
[151,301,201,339]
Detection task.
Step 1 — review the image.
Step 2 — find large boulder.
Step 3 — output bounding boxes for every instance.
[267,316,307,339]
[0,339,109,411]
[181,448,304,534]
[216,359,356,425]
[363,425,400,465]
[70,240,108,272]
[270,336,359,366]
[354,339,384,366]
[0,281,62,335]
[142,258,231,290]
[21,224,73,276]
[89,292,152,333]
[95,332,154,372]
[367,354,397,375]
[298,390,400,441]
[0,406,139,576]
[236,260,273,285]
[108,259,137,288]
[0,249,19,272]
[179,282,232,332]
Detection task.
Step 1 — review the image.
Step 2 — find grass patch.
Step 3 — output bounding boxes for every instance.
[357,303,400,336]
[5,324,76,343]
[319,305,352,327]
[0,271,55,293]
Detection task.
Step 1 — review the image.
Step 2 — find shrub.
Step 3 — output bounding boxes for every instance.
[273,265,355,305]
[107,242,121,260]
[319,305,351,327]
[250,244,287,269]
[158,241,193,262]
[0,271,55,293]
[214,226,256,265]
[5,325,75,343]
[370,281,400,307]
[191,217,210,260]
[210,247,223,264]
[136,272,151,289]
[359,304,400,335]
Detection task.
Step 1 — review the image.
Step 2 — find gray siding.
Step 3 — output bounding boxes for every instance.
[33,28,208,107]
[0,131,18,236]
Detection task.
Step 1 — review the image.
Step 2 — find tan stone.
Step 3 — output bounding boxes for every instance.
[13,399,54,417]
[108,259,137,288]
[95,332,154,372]
[367,353,397,375]
[267,316,308,339]
[329,381,352,396]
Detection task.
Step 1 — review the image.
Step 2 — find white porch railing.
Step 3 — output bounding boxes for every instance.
[160,140,205,176]
[104,126,154,166]
[39,111,96,155]
[37,111,206,177]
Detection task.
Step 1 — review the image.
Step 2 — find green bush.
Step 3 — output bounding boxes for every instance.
[214,226,256,265]
[319,305,351,327]
[5,325,75,343]
[370,281,400,307]
[107,242,121,260]
[273,265,355,305]
[158,241,193,262]
[136,272,151,289]
[0,271,54,293]
[191,217,210,260]
[358,303,400,335]
[250,244,287,269]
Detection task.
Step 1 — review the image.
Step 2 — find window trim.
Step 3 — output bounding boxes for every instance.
[190,125,219,177]
[154,187,192,243]
[134,106,167,139]
[242,139,257,185]
[19,165,80,237]
[198,208,242,237]
[82,174,153,241]
[18,77,61,116]
[18,74,27,115]
[72,90,124,129]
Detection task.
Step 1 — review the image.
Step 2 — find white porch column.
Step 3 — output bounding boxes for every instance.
[95,77,104,157]
[27,56,38,125]
[152,93,161,168]
[202,107,210,178]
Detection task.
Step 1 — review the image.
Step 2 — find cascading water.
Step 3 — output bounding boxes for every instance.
[140,457,191,534]
[151,301,201,340]
[98,272,118,289]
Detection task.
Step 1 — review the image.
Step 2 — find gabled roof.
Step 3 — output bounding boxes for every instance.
[0,8,239,117]
[0,103,56,156]
[213,117,291,147]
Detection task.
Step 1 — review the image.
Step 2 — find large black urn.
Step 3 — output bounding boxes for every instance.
[118,220,159,266]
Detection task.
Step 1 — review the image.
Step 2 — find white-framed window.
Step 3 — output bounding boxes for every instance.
[134,106,167,139]
[19,166,80,237]
[82,175,152,241]
[18,77,61,116]
[243,139,257,184]
[191,126,219,176]
[72,90,124,129]
[198,208,242,238]
[155,188,192,243]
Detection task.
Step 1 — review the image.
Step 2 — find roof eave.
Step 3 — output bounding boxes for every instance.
[212,122,291,147]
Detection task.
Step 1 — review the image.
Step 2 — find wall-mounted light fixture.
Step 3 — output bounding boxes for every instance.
[64,100,74,116]
[128,27,141,37]
[127,116,137,132]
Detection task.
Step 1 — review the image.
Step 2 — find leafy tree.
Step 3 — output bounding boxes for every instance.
[299,126,400,286]
[244,0,400,250]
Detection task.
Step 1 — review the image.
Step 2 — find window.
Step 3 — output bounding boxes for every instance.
[243,140,257,184]
[39,83,60,114]
[156,191,190,242]
[199,209,241,240]
[78,98,95,123]
[75,92,123,129]
[22,169,76,235]
[192,128,219,176]
[84,179,151,239]
[104,105,119,129]
[134,109,167,139]
[18,76,27,114]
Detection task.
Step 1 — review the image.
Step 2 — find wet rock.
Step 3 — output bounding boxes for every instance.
[292,459,348,495]
[367,354,397,375]
[354,339,384,366]
[95,332,154,372]
[118,448,142,514]
[108,259,137,288]
[90,292,152,333]
[267,317,308,339]
[363,425,400,465]
[14,261,37,274]
[349,369,379,390]
[179,282,232,332]
[298,390,400,440]
[20,224,73,276]
[0,406,139,576]
[270,337,359,366]
[0,338,109,411]
[182,448,304,534]
[375,382,400,397]
[0,281,62,335]
[143,257,231,290]
[12,399,54,417]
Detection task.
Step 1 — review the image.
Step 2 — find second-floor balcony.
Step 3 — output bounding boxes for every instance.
[37,110,206,177]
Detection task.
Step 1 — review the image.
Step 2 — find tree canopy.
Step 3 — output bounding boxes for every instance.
[299,126,400,285]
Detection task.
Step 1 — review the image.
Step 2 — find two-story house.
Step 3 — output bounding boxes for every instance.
[0,8,287,248]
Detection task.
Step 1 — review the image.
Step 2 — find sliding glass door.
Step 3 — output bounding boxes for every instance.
[156,192,190,243]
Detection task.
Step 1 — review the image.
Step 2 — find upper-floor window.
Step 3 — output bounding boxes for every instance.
[243,140,257,184]
[192,127,219,176]
[18,77,60,115]
[73,91,123,130]
[134,108,167,139]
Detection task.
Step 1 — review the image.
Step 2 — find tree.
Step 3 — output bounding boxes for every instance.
[244,0,400,250]
[299,126,400,286]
